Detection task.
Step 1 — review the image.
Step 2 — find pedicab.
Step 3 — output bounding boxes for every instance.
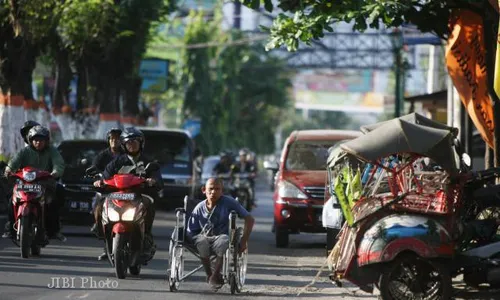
[323,142,365,255]
[328,117,500,300]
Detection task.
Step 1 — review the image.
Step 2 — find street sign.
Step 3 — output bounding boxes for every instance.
[182,119,201,137]
[139,59,169,93]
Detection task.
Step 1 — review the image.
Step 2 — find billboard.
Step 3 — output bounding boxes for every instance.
[293,70,385,113]
[139,59,169,93]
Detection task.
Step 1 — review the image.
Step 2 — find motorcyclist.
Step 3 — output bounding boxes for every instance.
[212,151,234,175]
[232,148,257,207]
[2,120,41,237]
[90,128,123,261]
[3,125,66,241]
[93,127,163,254]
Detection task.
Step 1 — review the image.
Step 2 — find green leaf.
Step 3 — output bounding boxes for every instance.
[264,0,273,12]
[250,0,260,10]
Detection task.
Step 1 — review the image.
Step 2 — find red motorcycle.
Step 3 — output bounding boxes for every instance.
[10,167,52,258]
[87,163,158,279]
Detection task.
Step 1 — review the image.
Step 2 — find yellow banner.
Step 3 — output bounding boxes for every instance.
[445,9,494,149]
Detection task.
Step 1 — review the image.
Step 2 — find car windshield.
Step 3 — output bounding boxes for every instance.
[285,141,335,171]
[57,141,108,183]
[142,131,192,175]
[58,141,108,169]
[202,157,220,177]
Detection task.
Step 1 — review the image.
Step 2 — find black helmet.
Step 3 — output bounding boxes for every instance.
[27,125,50,144]
[106,128,122,141]
[120,127,145,153]
[20,120,40,144]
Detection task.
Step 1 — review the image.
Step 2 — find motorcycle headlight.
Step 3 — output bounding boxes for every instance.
[108,209,120,222]
[15,190,42,199]
[121,208,136,221]
[278,180,307,199]
[23,171,36,182]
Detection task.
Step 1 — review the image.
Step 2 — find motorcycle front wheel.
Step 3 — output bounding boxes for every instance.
[19,215,33,258]
[113,233,129,279]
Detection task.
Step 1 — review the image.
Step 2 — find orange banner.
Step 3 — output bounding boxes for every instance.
[445,9,494,149]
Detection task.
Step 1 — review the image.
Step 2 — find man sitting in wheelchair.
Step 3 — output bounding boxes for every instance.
[187,178,255,289]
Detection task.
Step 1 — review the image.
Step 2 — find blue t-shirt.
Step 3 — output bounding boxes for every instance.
[187,195,249,237]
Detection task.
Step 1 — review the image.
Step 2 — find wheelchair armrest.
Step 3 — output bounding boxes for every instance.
[175,207,186,214]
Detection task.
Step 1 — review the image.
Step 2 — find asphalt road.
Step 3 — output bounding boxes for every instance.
[0,178,499,300]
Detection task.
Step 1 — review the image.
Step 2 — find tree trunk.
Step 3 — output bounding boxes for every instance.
[95,76,120,139]
[0,35,38,158]
[76,59,88,111]
[52,49,72,112]
[121,75,142,127]
[52,49,74,140]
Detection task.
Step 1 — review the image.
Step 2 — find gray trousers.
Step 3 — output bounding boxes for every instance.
[192,234,229,258]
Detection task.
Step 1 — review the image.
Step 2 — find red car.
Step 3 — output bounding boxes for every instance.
[265,129,361,248]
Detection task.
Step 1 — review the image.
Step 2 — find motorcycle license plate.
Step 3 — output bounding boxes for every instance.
[109,193,135,200]
[70,201,90,211]
[17,184,42,192]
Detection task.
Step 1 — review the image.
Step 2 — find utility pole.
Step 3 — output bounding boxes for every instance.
[392,30,404,118]
[395,50,401,118]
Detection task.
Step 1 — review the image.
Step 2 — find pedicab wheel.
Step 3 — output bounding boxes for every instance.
[129,265,141,275]
[378,254,452,300]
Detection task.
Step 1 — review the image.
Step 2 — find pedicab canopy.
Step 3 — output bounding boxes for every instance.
[340,118,460,175]
[360,112,459,137]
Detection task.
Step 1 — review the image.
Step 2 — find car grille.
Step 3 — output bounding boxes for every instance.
[303,186,325,200]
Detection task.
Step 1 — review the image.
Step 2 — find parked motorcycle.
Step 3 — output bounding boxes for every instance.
[9,167,52,258]
[86,162,159,279]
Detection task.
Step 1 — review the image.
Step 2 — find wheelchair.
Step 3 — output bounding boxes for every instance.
[167,196,248,294]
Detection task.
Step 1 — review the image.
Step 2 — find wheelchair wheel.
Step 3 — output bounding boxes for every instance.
[231,242,248,293]
[168,242,184,292]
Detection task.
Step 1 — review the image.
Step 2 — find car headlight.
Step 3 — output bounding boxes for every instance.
[108,209,120,222]
[23,171,36,182]
[278,180,307,199]
[121,208,136,221]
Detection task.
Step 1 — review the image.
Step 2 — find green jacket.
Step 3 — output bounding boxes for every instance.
[7,145,65,178]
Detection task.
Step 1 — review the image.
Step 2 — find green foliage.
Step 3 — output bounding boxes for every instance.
[175,9,291,154]
[7,0,59,43]
[57,0,117,57]
[247,0,482,52]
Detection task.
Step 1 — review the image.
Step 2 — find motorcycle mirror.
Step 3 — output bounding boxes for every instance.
[145,162,160,173]
[85,166,97,175]
[462,153,472,168]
